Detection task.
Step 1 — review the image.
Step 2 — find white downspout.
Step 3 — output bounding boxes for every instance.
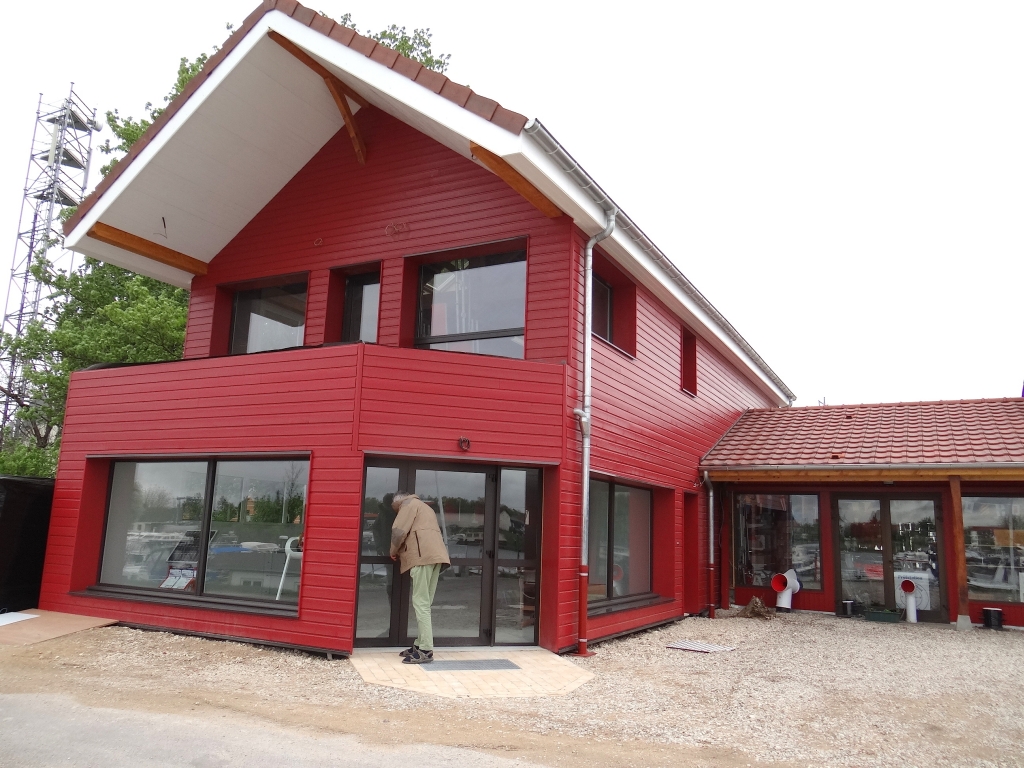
[571,207,616,655]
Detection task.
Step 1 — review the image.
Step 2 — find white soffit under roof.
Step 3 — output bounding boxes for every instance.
[65,10,790,405]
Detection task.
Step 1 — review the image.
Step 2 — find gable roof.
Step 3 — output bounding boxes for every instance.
[61,0,794,406]
[702,398,1024,470]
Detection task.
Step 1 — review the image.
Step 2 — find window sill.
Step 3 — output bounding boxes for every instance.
[587,592,670,617]
[592,334,636,360]
[77,585,300,618]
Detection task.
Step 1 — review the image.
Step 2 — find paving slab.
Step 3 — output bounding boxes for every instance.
[350,647,592,699]
[0,610,116,647]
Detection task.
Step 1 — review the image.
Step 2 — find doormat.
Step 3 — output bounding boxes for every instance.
[0,612,39,628]
[423,659,521,671]
[666,639,735,653]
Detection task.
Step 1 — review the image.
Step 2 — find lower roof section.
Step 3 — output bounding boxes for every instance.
[702,398,1024,480]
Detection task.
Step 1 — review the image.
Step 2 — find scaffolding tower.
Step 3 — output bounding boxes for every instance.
[0,85,97,445]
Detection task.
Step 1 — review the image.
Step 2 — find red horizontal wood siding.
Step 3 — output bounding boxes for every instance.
[183,107,573,367]
[578,226,776,647]
[41,344,564,652]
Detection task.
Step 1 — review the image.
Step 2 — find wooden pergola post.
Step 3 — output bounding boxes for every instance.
[949,475,972,630]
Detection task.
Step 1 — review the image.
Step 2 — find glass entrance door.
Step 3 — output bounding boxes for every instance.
[834,495,946,621]
[355,460,541,647]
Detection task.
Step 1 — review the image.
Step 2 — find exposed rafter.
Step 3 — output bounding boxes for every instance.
[268,30,367,165]
[87,222,208,276]
[470,143,562,218]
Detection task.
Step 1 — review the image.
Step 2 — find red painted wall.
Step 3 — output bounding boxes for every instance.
[41,344,565,651]
[43,105,786,651]
[570,231,776,648]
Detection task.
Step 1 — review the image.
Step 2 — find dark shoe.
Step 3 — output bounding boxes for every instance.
[402,648,433,664]
[399,645,419,658]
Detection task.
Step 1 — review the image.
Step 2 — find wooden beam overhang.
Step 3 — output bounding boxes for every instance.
[703,466,1024,483]
[470,143,563,218]
[268,30,367,165]
[87,222,208,276]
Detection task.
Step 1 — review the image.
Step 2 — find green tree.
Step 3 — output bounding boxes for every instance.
[324,12,450,73]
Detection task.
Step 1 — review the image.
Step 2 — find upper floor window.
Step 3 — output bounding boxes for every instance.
[592,275,613,343]
[230,280,307,354]
[341,271,380,343]
[415,250,526,359]
[681,327,697,395]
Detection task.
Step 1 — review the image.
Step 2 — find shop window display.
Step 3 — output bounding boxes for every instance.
[735,494,821,590]
[964,497,1024,604]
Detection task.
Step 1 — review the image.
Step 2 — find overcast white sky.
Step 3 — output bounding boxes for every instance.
[0,1,1021,406]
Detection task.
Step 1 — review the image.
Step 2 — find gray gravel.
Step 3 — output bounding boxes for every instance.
[8,611,1024,767]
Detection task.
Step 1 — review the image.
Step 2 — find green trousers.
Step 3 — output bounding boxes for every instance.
[409,563,442,651]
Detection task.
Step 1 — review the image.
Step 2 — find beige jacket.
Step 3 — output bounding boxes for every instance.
[390,495,451,574]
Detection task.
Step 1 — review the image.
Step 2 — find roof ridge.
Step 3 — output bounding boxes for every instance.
[63,0,527,236]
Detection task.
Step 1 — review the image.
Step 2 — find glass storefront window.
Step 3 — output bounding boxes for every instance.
[230,281,307,354]
[735,494,821,591]
[415,250,526,359]
[99,458,309,607]
[588,479,653,602]
[203,461,308,602]
[100,462,208,592]
[964,497,1024,604]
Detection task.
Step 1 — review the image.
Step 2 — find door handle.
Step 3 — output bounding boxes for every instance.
[486,549,495,558]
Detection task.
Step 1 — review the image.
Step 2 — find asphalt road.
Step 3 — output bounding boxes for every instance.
[0,693,541,768]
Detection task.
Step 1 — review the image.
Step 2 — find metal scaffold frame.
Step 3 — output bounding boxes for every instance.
[0,84,97,447]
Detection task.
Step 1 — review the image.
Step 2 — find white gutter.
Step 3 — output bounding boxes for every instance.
[522,119,796,405]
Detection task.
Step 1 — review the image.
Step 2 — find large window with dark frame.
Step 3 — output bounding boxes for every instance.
[963,496,1024,604]
[98,459,309,607]
[734,493,821,590]
[415,249,526,359]
[230,280,308,354]
[587,479,653,602]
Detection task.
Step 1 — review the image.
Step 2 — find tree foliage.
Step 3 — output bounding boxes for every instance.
[323,12,450,73]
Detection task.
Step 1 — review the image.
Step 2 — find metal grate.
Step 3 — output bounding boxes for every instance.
[666,640,735,653]
[423,659,521,672]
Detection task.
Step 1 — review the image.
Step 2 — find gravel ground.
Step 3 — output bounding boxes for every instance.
[3,611,1023,767]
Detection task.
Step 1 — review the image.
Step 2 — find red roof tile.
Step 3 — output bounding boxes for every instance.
[64,0,528,237]
[702,398,1024,467]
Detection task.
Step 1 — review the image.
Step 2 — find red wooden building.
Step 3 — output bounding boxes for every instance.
[39,1,796,654]
[703,399,1024,628]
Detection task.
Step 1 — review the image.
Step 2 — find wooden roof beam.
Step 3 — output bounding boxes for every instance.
[87,222,208,276]
[471,143,562,219]
[268,30,368,165]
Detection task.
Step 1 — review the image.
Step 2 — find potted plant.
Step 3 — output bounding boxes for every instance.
[863,608,901,623]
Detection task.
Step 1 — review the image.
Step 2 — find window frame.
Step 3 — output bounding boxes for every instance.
[681,327,697,396]
[587,478,655,606]
[91,454,311,617]
[962,494,1024,606]
[340,269,381,344]
[592,274,613,344]
[413,248,527,356]
[227,273,310,356]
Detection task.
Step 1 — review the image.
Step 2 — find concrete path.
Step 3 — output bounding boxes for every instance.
[0,693,542,768]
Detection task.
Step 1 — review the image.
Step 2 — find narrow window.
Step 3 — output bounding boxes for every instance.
[588,478,653,602]
[592,276,613,343]
[230,280,307,354]
[99,459,310,606]
[734,494,821,590]
[681,327,697,394]
[341,272,380,343]
[416,250,526,358]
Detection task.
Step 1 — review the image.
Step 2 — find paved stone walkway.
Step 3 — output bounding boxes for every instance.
[350,648,592,698]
